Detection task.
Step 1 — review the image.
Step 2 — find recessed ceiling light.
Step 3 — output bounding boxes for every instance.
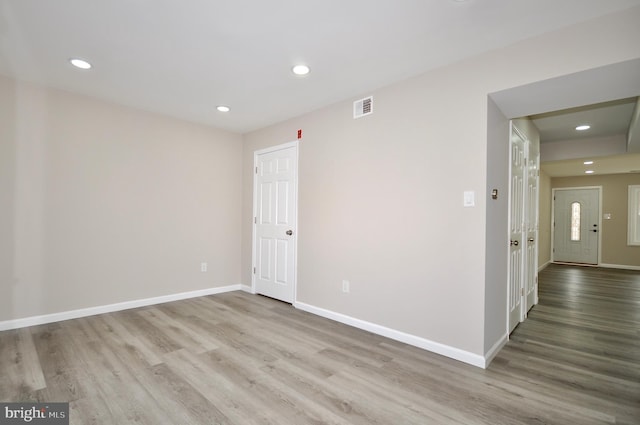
[583,161,594,165]
[216,105,230,112]
[576,125,591,131]
[292,65,310,76]
[69,58,92,69]
[585,170,594,174]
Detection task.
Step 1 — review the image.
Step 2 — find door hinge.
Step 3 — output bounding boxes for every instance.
[521,288,524,296]
[254,217,257,224]
[255,166,258,174]
[253,267,256,274]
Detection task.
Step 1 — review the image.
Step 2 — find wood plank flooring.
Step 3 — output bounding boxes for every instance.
[1,264,639,424]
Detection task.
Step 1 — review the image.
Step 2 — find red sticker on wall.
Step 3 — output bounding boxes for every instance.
[297,129,302,139]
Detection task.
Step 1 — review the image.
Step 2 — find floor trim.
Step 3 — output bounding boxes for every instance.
[552,261,640,271]
[294,301,488,369]
[538,260,551,272]
[0,285,241,332]
[484,333,509,367]
[599,263,640,271]
[552,261,599,267]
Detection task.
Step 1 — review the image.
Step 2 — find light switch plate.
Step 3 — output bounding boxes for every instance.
[464,191,475,207]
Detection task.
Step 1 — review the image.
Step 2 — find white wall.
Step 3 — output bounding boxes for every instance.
[484,97,509,354]
[0,76,16,321]
[541,135,627,162]
[242,6,640,361]
[538,170,553,269]
[0,76,243,322]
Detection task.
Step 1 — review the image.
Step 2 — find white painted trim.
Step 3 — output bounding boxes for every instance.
[485,333,509,367]
[240,284,254,293]
[294,301,488,369]
[538,260,551,272]
[552,261,599,267]
[253,140,299,156]
[552,262,640,271]
[599,263,640,271]
[0,285,241,332]
[506,121,516,336]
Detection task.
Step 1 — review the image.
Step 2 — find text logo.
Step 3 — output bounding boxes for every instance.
[0,403,68,424]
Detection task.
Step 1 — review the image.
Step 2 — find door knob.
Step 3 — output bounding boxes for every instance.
[286,230,293,236]
[528,238,534,242]
[510,240,519,246]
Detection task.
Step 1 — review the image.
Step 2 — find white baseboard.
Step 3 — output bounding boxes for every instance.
[484,333,508,367]
[599,263,640,271]
[538,260,551,272]
[294,301,488,369]
[552,261,599,267]
[0,284,241,332]
[552,262,640,271]
[240,284,253,293]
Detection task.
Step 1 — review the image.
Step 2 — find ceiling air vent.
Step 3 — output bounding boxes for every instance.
[353,96,373,119]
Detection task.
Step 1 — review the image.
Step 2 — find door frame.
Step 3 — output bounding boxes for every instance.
[251,140,299,301]
[551,186,603,266]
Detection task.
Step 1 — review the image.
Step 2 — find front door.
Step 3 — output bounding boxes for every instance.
[253,143,298,303]
[553,188,600,265]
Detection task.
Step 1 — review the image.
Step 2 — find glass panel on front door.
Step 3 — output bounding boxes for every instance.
[571,202,581,241]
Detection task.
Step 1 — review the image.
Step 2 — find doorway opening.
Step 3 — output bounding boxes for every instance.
[487,58,640,344]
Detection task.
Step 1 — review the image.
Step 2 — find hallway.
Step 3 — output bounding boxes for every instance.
[492,264,640,424]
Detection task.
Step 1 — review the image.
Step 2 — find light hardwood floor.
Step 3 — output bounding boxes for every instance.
[1,264,639,424]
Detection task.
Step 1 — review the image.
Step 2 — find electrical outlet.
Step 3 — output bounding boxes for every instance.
[201,262,207,272]
[342,280,350,293]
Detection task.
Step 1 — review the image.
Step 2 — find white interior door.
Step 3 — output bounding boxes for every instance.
[253,143,298,303]
[508,125,525,333]
[524,139,539,313]
[553,188,599,265]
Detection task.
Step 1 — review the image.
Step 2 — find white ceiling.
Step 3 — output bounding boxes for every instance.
[487,57,640,177]
[534,97,640,177]
[2,0,640,134]
[541,153,640,177]
[531,98,637,143]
